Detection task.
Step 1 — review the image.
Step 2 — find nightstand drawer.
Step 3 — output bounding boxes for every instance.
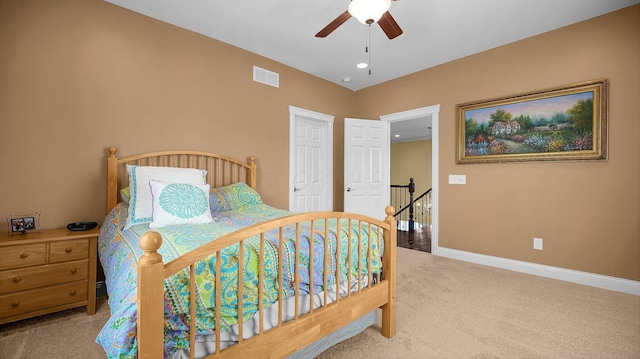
[0,281,88,319]
[0,243,47,271]
[49,239,89,263]
[0,259,89,294]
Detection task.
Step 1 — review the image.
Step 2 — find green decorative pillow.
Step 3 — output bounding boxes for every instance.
[148,180,214,228]
[209,182,263,212]
[120,187,131,203]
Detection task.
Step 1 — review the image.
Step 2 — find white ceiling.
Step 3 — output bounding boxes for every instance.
[104,0,638,92]
[390,115,433,144]
[103,0,638,143]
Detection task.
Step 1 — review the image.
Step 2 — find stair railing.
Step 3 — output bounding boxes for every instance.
[390,178,414,231]
[391,178,432,233]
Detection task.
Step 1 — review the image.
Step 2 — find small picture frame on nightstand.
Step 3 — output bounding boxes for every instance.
[6,211,43,237]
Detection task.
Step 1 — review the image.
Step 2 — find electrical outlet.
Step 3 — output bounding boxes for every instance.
[533,237,543,250]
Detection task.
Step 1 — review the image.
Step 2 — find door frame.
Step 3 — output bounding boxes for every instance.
[288,106,334,212]
[380,105,440,254]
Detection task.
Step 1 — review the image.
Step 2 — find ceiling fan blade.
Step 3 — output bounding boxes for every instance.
[315,11,351,38]
[378,11,403,39]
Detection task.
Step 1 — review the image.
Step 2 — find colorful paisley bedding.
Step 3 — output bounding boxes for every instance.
[96,202,382,358]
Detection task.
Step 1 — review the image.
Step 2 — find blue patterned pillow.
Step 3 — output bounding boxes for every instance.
[125,165,207,229]
[209,182,263,213]
[148,180,214,228]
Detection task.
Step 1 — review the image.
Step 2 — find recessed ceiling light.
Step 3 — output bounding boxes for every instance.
[356,62,368,69]
[342,77,352,83]
[394,134,400,138]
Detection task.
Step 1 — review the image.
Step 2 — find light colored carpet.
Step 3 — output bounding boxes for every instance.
[1,247,638,359]
[318,248,640,359]
[0,296,110,359]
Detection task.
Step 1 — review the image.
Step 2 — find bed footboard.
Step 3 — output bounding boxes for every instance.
[137,208,397,359]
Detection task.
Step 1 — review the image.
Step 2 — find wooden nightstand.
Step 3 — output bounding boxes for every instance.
[0,228,98,325]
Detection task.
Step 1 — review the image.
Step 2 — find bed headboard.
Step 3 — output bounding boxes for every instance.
[106,147,256,214]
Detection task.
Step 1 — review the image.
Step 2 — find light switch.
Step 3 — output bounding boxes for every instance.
[448,175,466,185]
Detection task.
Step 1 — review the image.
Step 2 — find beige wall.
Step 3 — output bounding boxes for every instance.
[1,2,638,281]
[390,140,432,194]
[0,0,353,226]
[355,6,640,281]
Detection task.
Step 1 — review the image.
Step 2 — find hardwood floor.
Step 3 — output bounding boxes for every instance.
[396,225,431,253]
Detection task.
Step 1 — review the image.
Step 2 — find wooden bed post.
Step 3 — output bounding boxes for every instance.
[137,231,165,359]
[247,156,257,189]
[107,147,119,213]
[381,205,397,338]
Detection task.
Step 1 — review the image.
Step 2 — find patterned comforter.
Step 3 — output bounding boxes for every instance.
[96,202,382,358]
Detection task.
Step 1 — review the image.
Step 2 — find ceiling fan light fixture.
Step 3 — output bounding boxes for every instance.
[348,0,391,25]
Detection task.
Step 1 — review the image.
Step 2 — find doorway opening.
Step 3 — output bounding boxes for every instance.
[381,105,440,254]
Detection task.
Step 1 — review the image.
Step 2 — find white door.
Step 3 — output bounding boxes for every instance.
[344,118,389,220]
[289,106,334,212]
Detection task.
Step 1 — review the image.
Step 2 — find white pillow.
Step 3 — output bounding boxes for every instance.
[125,165,207,229]
[148,180,214,228]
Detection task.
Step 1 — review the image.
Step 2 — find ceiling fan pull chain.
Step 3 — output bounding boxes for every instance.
[364,22,369,54]
[368,24,372,76]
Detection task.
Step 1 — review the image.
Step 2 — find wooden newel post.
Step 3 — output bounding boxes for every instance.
[137,231,164,359]
[381,205,397,338]
[408,178,415,233]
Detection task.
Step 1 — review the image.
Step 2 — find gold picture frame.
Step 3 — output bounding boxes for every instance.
[456,79,608,164]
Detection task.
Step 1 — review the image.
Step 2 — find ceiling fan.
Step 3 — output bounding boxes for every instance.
[316,0,403,40]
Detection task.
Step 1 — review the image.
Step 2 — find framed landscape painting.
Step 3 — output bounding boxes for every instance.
[456,79,608,164]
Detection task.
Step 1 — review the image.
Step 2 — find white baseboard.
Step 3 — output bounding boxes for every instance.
[436,247,640,296]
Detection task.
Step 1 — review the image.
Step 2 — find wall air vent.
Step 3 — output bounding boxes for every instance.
[253,66,279,88]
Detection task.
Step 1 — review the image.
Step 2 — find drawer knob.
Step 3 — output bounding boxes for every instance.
[20,253,29,259]
[65,248,73,253]
[70,289,77,296]
[12,276,21,283]
[11,301,19,308]
[70,268,77,274]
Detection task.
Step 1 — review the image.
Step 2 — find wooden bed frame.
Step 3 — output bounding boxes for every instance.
[105,147,396,359]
